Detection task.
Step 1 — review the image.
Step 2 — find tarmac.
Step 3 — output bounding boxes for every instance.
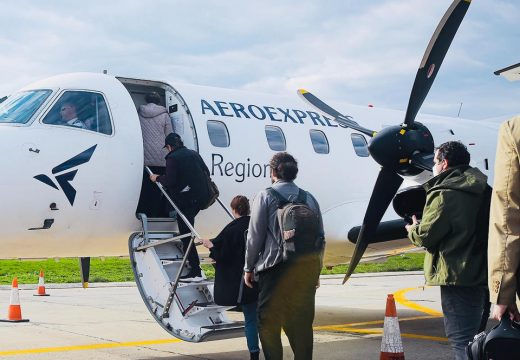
[0,272,493,359]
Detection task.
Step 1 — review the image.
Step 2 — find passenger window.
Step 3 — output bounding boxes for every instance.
[207,120,230,147]
[42,91,113,135]
[351,133,370,157]
[265,126,286,151]
[309,130,329,154]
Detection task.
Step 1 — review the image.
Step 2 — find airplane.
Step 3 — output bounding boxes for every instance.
[0,0,502,342]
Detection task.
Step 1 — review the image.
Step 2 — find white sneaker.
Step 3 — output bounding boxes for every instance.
[179,272,204,282]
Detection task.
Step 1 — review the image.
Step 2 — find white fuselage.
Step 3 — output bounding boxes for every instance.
[0,73,500,265]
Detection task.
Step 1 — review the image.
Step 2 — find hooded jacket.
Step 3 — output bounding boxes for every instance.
[408,165,488,286]
[138,103,173,167]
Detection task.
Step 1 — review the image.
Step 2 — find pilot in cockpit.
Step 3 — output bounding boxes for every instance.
[60,101,87,129]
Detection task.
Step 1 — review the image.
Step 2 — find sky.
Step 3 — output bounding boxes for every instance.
[0,0,519,120]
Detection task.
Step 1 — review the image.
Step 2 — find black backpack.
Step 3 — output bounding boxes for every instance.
[267,187,322,261]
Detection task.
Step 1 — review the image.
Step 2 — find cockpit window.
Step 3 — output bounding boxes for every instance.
[42,91,113,135]
[0,90,52,124]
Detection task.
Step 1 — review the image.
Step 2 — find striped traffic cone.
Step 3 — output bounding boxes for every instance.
[0,278,29,323]
[34,270,50,296]
[380,294,404,360]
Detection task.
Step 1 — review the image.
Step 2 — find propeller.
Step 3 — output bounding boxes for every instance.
[296,0,471,283]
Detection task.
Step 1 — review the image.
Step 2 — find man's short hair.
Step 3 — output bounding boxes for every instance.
[269,152,298,181]
[145,92,161,105]
[164,132,183,148]
[436,141,470,167]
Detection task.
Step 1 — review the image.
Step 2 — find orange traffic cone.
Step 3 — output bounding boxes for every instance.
[0,278,29,323]
[380,294,404,360]
[34,270,50,296]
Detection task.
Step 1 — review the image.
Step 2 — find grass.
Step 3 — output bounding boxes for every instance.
[0,253,424,285]
[322,252,425,275]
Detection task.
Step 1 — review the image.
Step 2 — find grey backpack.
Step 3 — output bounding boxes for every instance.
[267,188,322,261]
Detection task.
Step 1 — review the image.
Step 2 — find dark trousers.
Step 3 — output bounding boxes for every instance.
[176,198,201,273]
[136,166,167,218]
[441,286,487,360]
[257,254,321,360]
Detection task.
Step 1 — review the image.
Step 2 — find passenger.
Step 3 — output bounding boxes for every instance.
[200,195,260,360]
[150,133,210,282]
[488,116,520,322]
[406,141,488,360]
[244,152,325,360]
[137,92,174,217]
[59,101,87,129]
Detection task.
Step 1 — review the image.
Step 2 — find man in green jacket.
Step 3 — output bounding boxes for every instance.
[406,141,488,360]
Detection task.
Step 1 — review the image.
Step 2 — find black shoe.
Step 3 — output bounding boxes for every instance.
[250,351,260,360]
[179,270,203,282]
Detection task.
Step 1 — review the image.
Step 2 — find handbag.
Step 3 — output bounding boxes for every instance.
[467,316,520,360]
[200,176,219,210]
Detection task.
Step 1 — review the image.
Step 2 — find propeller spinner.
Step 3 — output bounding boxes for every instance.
[297,0,471,283]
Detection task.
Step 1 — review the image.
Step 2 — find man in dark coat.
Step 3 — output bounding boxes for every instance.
[150,133,210,281]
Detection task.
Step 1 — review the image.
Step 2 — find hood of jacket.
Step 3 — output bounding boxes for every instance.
[424,165,488,195]
[138,103,168,118]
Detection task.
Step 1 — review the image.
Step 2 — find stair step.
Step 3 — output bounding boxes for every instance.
[199,321,246,342]
[177,280,212,287]
[201,321,245,331]
[147,217,177,223]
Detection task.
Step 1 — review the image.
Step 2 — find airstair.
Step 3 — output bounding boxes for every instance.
[129,168,244,342]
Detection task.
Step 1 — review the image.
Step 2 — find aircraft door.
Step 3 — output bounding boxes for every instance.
[165,89,198,151]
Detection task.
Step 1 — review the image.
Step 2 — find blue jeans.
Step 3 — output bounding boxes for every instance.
[440,286,487,360]
[242,301,260,354]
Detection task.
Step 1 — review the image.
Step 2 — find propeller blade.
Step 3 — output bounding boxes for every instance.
[410,152,435,172]
[297,89,376,137]
[403,0,471,127]
[343,168,404,284]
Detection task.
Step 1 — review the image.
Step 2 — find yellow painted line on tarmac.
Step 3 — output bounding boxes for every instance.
[0,338,181,356]
[394,286,443,316]
[314,314,439,330]
[322,327,447,342]
[0,286,444,356]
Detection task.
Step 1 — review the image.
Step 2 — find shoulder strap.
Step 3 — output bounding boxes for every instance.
[266,187,288,208]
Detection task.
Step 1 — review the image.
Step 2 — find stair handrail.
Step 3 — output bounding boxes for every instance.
[145,166,206,317]
[216,197,235,220]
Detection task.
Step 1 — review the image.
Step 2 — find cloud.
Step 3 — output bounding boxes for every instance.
[0,0,518,119]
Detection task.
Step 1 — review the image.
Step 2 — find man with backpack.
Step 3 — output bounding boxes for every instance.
[150,132,214,282]
[244,152,325,360]
[405,141,489,360]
